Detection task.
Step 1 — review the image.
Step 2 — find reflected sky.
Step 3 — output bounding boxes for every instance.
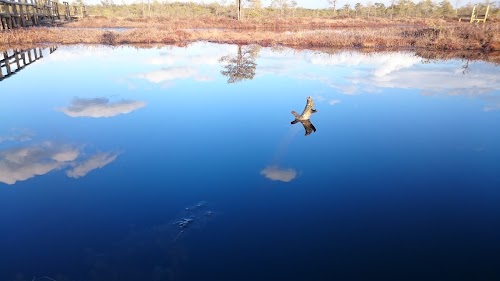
[0,139,119,184]
[59,97,146,118]
[0,43,499,281]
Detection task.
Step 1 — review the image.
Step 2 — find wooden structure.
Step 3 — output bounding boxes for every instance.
[0,0,87,30]
[458,5,490,23]
[0,46,56,81]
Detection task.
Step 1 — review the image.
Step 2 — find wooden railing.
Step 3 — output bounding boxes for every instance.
[0,0,87,30]
[0,46,56,81]
[458,5,490,23]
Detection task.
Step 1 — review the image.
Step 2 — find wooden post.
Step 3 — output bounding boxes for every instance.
[53,1,59,19]
[0,52,4,79]
[27,49,32,63]
[21,50,27,65]
[469,6,476,23]
[12,0,18,27]
[32,0,39,25]
[7,14,12,30]
[4,51,12,75]
[14,50,21,70]
[19,0,27,27]
[63,1,69,19]
[482,5,489,22]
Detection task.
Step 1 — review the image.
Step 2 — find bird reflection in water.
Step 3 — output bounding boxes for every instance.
[291,96,317,136]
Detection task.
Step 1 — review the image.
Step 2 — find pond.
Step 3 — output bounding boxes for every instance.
[1,43,499,281]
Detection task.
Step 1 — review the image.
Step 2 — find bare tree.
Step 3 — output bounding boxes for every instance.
[328,0,337,15]
[271,0,289,18]
[390,0,395,19]
[455,0,462,15]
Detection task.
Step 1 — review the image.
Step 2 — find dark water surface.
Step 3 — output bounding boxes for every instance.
[1,43,500,281]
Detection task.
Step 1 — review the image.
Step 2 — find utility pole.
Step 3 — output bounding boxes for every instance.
[237,0,242,20]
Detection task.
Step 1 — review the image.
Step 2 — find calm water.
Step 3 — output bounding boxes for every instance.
[1,43,500,281]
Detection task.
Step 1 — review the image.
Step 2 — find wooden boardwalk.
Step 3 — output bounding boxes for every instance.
[0,0,86,30]
[458,5,490,23]
[0,46,56,81]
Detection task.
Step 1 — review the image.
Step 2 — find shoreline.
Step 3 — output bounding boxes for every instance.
[1,17,499,60]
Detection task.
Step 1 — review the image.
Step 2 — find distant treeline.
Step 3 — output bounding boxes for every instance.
[80,0,498,20]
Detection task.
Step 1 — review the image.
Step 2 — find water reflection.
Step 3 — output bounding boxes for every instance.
[219,44,260,83]
[0,129,33,144]
[135,66,211,84]
[260,165,297,182]
[0,47,56,81]
[299,51,500,111]
[86,201,216,281]
[0,137,119,185]
[1,43,499,281]
[66,152,120,178]
[59,97,146,118]
[291,96,317,136]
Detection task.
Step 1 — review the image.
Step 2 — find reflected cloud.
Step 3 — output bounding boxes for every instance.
[483,104,500,112]
[135,67,211,83]
[0,130,34,144]
[315,95,341,106]
[0,142,119,185]
[306,52,421,78]
[67,152,120,178]
[260,166,297,183]
[146,54,176,65]
[0,143,78,185]
[59,98,146,118]
[295,51,500,109]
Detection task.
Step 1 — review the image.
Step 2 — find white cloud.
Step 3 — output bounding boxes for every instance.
[51,148,80,162]
[146,54,176,65]
[260,166,297,183]
[483,103,500,112]
[301,51,500,106]
[314,95,341,106]
[0,161,62,185]
[46,47,116,62]
[0,143,78,185]
[0,142,119,185]
[59,97,146,118]
[0,130,34,144]
[135,67,210,83]
[66,152,119,179]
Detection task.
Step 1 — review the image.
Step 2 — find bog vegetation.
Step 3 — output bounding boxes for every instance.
[81,0,498,21]
[1,0,499,53]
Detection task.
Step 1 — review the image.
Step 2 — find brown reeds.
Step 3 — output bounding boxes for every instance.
[1,18,499,53]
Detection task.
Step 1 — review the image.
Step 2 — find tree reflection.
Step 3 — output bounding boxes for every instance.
[219,44,260,83]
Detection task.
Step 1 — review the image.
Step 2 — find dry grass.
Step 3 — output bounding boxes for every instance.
[1,17,499,54]
[64,16,432,30]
